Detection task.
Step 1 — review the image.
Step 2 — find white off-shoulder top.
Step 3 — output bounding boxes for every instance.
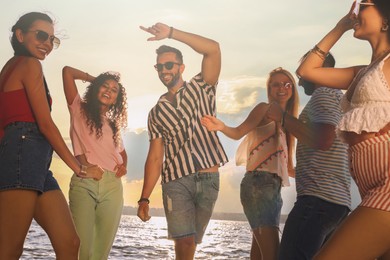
[337,54,390,138]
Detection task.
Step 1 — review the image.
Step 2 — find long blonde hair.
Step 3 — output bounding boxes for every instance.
[266,67,299,170]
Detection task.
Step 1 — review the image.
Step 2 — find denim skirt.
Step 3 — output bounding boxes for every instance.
[0,122,59,193]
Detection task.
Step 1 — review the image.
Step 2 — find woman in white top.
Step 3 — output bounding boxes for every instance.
[296,1,390,259]
[202,67,299,260]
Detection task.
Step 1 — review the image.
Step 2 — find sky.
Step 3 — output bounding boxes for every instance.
[1,0,368,214]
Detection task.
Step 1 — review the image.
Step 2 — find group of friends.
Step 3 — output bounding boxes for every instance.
[0,0,389,260]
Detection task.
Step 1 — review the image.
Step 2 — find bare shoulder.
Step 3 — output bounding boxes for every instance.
[18,57,44,83]
[18,56,42,72]
[252,102,269,113]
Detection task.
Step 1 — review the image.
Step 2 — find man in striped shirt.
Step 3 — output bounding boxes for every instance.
[137,22,228,259]
[267,53,351,260]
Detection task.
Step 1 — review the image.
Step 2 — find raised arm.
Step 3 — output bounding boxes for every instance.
[21,58,103,179]
[296,4,363,90]
[201,103,269,140]
[62,66,95,105]
[140,22,221,85]
[137,138,164,222]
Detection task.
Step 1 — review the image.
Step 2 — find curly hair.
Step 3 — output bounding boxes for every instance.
[81,72,127,147]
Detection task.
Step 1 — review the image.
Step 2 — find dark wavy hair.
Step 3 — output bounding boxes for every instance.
[81,72,128,147]
[374,0,390,42]
[10,12,54,56]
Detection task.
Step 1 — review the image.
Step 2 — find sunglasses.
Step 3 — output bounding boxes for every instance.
[28,30,61,49]
[353,0,375,15]
[154,62,181,72]
[270,82,293,89]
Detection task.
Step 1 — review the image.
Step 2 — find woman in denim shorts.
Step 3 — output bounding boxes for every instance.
[62,66,128,259]
[0,12,103,259]
[202,67,299,260]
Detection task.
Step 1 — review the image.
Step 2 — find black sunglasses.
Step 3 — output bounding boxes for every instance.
[28,30,61,49]
[154,62,181,72]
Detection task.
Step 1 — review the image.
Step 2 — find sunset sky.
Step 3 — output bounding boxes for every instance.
[1,0,366,214]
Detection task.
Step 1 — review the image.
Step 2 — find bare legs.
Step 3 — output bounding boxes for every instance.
[0,189,79,260]
[251,227,279,260]
[174,236,196,260]
[314,206,390,260]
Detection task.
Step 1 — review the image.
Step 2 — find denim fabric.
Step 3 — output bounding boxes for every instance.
[240,171,283,229]
[162,172,219,244]
[279,195,349,260]
[69,171,123,260]
[0,122,59,193]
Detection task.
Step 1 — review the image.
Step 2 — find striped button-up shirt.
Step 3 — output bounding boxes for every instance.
[148,73,228,183]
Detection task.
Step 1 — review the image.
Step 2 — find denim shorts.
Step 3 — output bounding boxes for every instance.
[162,172,219,244]
[0,122,59,193]
[240,171,282,229]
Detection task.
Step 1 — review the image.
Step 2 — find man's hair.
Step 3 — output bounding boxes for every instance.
[323,53,335,68]
[156,45,183,64]
[299,52,336,95]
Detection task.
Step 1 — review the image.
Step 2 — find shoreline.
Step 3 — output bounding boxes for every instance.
[122,206,288,223]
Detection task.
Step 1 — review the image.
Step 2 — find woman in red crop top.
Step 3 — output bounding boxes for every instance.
[0,12,103,259]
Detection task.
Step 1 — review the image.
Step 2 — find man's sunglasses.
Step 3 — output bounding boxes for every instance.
[28,30,61,49]
[154,62,181,72]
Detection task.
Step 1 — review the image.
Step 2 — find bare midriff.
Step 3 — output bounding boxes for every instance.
[199,165,219,173]
[343,131,380,146]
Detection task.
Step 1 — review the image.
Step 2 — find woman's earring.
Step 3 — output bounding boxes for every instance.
[382,20,389,31]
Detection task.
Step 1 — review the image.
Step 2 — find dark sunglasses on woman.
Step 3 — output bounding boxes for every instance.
[28,30,61,49]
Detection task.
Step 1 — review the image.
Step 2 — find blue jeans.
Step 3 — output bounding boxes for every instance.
[279,195,349,260]
[162,172,219,244]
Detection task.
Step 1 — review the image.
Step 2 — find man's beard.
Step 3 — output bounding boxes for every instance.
[161,72,180,89]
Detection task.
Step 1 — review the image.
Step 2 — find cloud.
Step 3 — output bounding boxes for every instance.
[217,76,268,115]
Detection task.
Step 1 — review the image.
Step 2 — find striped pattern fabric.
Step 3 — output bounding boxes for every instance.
[296,87,351,209]
[350,131,390,211]
[148,73,228,183]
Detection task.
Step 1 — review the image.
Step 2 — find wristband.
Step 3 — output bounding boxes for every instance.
[168,27,174,39]
[78,164,87,177]
[138,198,150,205]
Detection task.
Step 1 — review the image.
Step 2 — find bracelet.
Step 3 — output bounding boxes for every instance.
[310,45,327,61]
[310,49,326,61]
[78,164,87,177]
[168,27,173,39]
[138,198,150,205]
[281,111,287,127]
[82,72,89,83]
[313,45,327,57]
